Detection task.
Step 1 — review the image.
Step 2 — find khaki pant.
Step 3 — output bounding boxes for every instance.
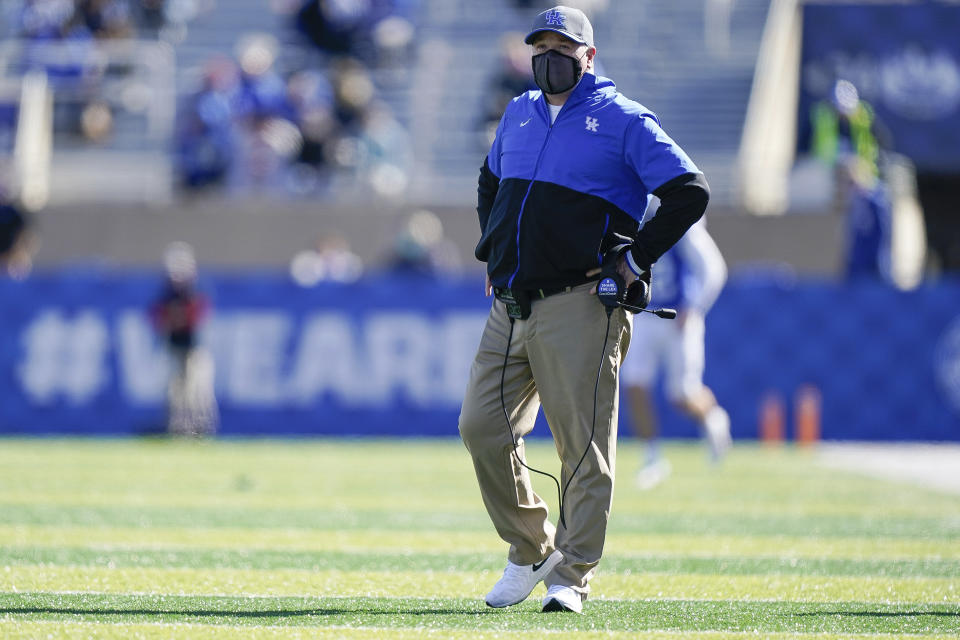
[458,284,631,600]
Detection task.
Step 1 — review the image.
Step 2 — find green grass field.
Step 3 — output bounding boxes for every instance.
[0,438,958,639]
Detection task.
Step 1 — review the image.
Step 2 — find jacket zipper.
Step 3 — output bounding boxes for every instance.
[597,213,610,266]
[508,98,566,288]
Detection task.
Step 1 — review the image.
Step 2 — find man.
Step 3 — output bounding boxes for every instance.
[620,217,730,490]
[811,79,883,178]
[150,242,218,437]
[838,155,893,284]
[458,6,710,613]
[0,192,36,280]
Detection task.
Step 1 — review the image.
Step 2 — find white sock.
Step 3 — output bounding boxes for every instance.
[644,440,662,465]
[704,406,730,436]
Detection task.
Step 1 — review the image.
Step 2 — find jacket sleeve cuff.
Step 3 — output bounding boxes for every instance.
[627,244,652,274]
[625,250,644,276]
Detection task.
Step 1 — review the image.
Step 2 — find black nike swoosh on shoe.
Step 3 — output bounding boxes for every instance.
[532,557,550,572]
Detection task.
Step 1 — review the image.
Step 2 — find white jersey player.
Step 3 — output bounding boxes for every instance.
[620,217,731,488]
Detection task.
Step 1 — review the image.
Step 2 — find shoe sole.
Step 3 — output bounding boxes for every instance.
[542,598,571,612]
[542,597,582,613]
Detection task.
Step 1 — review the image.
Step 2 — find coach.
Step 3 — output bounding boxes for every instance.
[458,6,711,613]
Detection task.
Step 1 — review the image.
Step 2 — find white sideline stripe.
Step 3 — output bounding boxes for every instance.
[818,443,960,495]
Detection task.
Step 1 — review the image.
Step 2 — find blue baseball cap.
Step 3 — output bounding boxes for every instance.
[524,6,594,48]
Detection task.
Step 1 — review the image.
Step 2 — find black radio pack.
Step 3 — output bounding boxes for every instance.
[494,287,532,320]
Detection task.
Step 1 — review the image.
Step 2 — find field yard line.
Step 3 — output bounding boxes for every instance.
[5,544,955,567]
[2,525,958,559]
[0,491,951,519]
[819,444,960,495]
[7,589,957,606]
[4,619,959,640]
[2,566,956,603]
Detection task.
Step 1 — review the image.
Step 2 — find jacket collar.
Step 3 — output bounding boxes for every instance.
[538,73,614,114]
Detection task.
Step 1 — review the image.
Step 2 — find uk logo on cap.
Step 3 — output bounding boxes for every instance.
[544,9,565,26]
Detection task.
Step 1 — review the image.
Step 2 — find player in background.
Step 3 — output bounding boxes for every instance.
[150,242,218,437]
[0,191,37,280]
[620,216,730,489]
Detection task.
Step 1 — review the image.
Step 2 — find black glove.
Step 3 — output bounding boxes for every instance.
[598,244,650,313]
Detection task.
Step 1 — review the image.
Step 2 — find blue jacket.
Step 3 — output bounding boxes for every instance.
[477,72,708,290]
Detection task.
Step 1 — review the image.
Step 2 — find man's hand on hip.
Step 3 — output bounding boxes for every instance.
[586,254,639,294]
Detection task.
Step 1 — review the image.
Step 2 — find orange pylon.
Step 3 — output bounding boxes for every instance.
[795,384,822,446]
[758,391,785,445]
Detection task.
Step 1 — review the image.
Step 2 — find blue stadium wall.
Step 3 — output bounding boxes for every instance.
[797,2,960,172]
[1,270,959,441]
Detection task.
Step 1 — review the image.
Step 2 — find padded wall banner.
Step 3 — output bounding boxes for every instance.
[1,271,959,440]
[798,2,960,171]
[0,272,488,437]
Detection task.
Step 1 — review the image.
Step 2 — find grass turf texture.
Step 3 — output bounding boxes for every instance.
[0,439,957,639]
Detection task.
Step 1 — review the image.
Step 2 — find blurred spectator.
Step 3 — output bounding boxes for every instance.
[621,218,730,489]
[325,56,410,193]
[383,209,460,276]
[811,79,890,179]
[79,99,113,142]
[285,69,337,194]
[17,0,77,40]
[134,0,209,41]
[176,55,237,190]
[294,0,415,66]
[150,241,218,437]
[289,231,363,286]
[354,100,411,197]
[229,113,303,193]
[330,56,374,129]
[175,41,414,198]
[135,0,168,33]
[17,1,111,141]
[477,32,537,150]
[228,34,302,193]
[0,193,37,280]
[838,155,894,284]
[76,0,134,40]
[232,33,294,121]
[370,12,414,69]
[296,0,374,59]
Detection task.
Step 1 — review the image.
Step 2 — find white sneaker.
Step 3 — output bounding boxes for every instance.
[704,406,732,463]
[636,458,671,490]
[485,549,563,608]
[541,584,583,613]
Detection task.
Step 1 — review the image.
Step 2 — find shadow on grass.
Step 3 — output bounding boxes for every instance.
[794,611,960,618]
[0,606,499,618]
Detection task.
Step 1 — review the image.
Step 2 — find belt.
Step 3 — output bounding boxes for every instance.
[493,285,574,300]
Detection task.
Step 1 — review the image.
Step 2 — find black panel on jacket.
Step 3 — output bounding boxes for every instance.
[475,177,640,290]
[631,172,710,270]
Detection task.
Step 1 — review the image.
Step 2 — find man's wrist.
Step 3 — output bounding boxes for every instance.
[624,249,645,277]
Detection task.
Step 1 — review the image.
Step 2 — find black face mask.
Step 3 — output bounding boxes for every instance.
[531,49,584,95]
